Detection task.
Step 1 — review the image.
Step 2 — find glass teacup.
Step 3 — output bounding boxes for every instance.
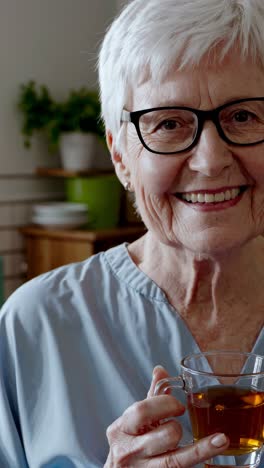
[154,351,264,467]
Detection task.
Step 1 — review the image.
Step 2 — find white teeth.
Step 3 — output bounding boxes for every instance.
[205,193,214,203]
[231,188,239,198]
[214,192,225,202]
[225,190,231,201]
[181,188,242,203]
[197,193,205,202]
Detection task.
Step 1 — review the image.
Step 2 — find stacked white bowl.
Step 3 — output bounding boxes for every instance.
[32,202,89,229]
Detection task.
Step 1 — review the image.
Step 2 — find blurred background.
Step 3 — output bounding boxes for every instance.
[0,0,144,303]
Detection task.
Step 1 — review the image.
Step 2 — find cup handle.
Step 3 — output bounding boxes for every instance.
[154,376,185,396]
[154,376,193,448]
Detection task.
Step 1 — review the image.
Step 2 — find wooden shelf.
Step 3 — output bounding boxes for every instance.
[20,224,146,279]
[20,168,145,279]
[36,167,115,178]
[20,224,146,241]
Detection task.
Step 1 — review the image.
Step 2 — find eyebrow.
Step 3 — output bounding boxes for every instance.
[149,99,192,107]
[146,95,259,109]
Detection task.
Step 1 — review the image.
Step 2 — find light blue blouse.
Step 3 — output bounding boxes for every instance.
[0,243,263,467]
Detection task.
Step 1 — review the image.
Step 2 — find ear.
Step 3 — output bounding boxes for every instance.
[106,130,131,187]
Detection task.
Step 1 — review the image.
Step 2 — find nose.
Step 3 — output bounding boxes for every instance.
[188,121,234,177]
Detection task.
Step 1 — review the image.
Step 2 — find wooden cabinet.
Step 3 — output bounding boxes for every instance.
[21,225,146,280]
[21,167,145,279]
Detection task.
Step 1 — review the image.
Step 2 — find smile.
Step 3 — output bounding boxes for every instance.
[176,186,248,204]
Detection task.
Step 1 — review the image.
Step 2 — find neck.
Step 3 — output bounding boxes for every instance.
[129,232,264,319]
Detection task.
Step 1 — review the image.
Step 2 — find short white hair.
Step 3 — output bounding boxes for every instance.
[98,0,264,148]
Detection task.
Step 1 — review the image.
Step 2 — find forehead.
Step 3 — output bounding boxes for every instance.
[131,56,264,110]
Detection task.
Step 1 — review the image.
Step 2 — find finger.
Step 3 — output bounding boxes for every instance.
[134,419,183,458]
[121,394,185,435]
[106,415,125,443]
[156,432,230,468]
[147,365,170,398]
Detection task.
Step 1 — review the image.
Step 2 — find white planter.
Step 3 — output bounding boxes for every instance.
[59,132,100,170]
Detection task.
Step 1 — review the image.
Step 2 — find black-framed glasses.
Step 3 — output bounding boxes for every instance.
[121,97,264,155]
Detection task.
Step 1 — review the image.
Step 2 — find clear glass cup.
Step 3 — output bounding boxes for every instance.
[154,351,264,467]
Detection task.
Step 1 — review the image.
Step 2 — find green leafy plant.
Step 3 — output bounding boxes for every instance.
[18,81,104,150]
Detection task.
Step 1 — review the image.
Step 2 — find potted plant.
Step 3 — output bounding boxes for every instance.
[18,81,108,170]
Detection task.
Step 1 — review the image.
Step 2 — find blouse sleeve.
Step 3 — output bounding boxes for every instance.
[0,309,29,467]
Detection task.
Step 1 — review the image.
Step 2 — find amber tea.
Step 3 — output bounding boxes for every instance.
[155,352,264,466]
[188,385,264,455]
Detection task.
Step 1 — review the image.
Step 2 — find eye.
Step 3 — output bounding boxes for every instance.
[163,119,179,129]
[157,119,181,131]
[233,110,255,122]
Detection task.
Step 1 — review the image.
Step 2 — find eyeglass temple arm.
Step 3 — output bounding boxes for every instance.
[121,109,131,122]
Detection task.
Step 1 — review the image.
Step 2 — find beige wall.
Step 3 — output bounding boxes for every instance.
[0,0,117,299]
[116,0,127,9]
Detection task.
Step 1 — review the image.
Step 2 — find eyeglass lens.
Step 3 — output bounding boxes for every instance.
[138,100,264,153]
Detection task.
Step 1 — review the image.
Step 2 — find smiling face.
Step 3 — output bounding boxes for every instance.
[113,55,264,255]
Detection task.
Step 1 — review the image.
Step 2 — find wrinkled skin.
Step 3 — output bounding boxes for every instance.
[104,366,229,467]
[118,56,264,254]
[105,54,264,466]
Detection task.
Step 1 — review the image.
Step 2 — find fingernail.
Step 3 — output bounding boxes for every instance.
[153,365,166,376]
[211,433,227,447]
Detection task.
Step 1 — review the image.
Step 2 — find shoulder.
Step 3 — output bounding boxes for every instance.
[0,242,164,354]
[0,244,130,334]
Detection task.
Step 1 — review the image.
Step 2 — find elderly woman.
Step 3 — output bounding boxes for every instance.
[0,0,264,467]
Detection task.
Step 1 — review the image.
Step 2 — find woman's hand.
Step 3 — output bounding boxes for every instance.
[104,366,229,467]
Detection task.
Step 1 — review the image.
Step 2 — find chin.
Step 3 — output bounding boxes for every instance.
[184,232,254,257]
